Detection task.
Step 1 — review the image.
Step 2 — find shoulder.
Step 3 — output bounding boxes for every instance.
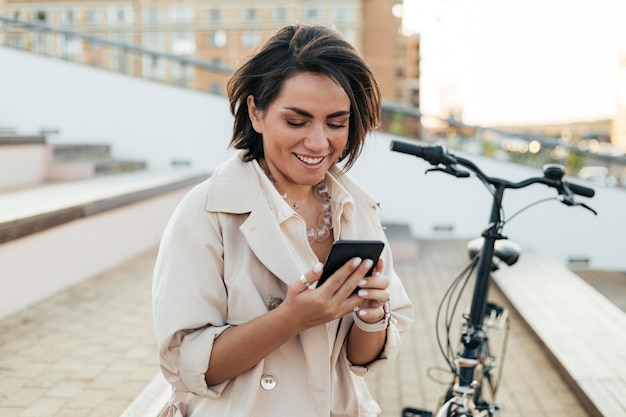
[180,152,263,214]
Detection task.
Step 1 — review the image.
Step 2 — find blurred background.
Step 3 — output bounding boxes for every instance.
[1,3,625,416]
[1,0,625,277]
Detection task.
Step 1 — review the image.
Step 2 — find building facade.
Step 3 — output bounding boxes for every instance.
[0,0,419,106]
[612,50,626,148]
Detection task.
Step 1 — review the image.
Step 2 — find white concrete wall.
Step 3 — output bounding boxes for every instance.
[351,133,624,270]
[0,46,237,171]
[1,46,624,270]
[0,188,189,319]
[0,144,49,188]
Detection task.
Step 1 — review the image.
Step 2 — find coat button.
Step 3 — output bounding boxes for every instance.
[260,373,277,390]
[268,297,283,310]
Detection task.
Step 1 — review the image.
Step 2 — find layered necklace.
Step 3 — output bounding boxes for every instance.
[260,160,333,243]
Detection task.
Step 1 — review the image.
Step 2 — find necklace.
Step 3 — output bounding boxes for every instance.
[260,160,333,243]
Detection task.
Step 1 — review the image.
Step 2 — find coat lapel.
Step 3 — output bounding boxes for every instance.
[206,154,302,287]
[239,196,302,287]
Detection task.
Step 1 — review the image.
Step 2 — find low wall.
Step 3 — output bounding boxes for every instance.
[0,170,208,320]
[0,136,49,189]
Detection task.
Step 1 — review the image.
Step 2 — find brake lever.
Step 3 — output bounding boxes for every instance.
[557,195,598,215]
[579,202,598,215]
[425,165,470,178]
[559,182,598,215]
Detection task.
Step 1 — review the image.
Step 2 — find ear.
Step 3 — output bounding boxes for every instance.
[247,95,263,134]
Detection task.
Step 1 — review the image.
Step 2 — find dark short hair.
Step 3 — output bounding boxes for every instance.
[226,23,381,171]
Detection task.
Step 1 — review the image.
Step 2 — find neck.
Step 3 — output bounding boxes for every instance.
[259,159,314,202]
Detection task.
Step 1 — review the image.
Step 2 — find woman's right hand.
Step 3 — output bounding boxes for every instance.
[278,257,374,331]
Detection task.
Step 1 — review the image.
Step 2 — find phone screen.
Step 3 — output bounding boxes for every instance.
[317,240,385,288]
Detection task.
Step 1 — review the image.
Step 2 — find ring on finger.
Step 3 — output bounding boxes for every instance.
[299,274,312,287]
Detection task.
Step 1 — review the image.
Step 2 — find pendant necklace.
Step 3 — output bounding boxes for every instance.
[260,160,333,243]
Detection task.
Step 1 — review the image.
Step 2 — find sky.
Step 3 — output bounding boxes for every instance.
[401,0,626,126]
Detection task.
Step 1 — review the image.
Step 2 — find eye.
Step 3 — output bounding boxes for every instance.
[328,119,349,129]
[286,120,306,127]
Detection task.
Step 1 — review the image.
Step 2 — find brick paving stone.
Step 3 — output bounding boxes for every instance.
[365,239,591,417]
[0,249,159,417]
[0,240,606,417]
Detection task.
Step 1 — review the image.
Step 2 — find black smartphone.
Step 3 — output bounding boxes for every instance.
[317,240,385,289]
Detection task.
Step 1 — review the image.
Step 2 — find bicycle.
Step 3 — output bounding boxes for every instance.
[389,141,597,417]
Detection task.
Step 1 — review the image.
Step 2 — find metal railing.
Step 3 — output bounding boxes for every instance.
[0,14,234,91]
[3,13,625,187]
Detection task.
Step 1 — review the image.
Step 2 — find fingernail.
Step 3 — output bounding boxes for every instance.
[375,272,382,277]
[313,262,323,273]
[358,309,367,317]
[364,259,373,269]
[358,289,368,297]
[352,257,362,267]
[359,279,367,286]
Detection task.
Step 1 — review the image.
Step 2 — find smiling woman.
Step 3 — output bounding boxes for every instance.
[152,23,414,417]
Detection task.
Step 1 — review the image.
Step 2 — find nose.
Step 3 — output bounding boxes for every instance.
[304,123,328,151]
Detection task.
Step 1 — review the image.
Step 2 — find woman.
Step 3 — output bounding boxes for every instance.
[153,23,414,416]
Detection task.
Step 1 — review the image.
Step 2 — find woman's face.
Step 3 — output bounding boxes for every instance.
[248,72,351,193]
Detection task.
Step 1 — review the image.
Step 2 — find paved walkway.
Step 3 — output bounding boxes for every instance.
[0,239,602,417]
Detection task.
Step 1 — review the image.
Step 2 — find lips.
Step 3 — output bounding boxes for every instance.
[294,153,325,165]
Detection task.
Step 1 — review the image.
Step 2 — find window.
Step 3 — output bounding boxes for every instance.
[172,62,195,86]
[209,30,227,48]
[142,7,161,24]
[59,9,75,25]
[172,31,195,55]
[33,32,49,53]
[88,38,101,50]
[87,10,101,24]
[241,31,261,49]
[209,82,221,95]
[274,8,288,23]
[302,6,323,21]
[143,32,164,51]
[142,54,166,80]
[169,5,193,24]
[11,35,22,49]
[35,10,46,23]
[108,6,133,25]
[59,34,82,58]
[243,8,257,22]
[208,9,221,25]
[332,6,351,23]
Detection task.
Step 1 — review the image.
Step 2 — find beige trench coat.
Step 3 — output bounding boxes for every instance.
[153,153,414,417]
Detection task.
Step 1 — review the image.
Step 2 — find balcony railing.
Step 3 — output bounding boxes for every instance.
[3,13,625,187]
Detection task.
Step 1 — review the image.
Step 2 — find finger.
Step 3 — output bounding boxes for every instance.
[355,305,386,322]
[297,262,324,290]
[372,257,384,276]
[357,288,390,304]
[323,257,364,291]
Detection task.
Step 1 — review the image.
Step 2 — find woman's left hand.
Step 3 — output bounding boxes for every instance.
[354,258,390,324]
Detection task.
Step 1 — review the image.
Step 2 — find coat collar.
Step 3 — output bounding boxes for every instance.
[204,152,381,285]
[205,152,380,215]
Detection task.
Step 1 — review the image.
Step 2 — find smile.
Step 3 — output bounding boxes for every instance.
[294,153,325,165]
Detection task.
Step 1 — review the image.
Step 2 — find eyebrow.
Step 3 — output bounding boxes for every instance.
[283,107,351,119]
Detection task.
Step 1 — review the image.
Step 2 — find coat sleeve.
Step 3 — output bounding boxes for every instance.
[152,181,232,397]
[347,247,414,376]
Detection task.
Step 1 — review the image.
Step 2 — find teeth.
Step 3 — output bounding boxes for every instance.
[295,154,324,164]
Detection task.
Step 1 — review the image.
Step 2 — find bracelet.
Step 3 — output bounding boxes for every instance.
[352,301,391,333]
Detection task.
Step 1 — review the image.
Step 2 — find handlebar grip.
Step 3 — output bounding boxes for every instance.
[566,181,595,198]
[390,141,453,166]
[390,140,425,158]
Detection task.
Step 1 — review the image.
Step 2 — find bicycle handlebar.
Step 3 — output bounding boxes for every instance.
[390,140,596,211]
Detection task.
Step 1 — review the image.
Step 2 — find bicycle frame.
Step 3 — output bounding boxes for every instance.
[391,141,596,417]
[436,185,507,417]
